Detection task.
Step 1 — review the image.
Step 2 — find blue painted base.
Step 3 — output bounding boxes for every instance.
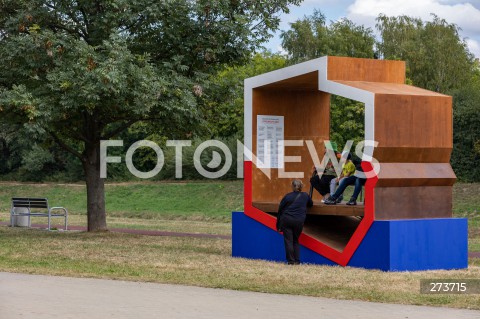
[232,212,468,271]
[231,212,336,266]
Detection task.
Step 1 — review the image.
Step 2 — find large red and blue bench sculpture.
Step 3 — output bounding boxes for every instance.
[232,56,467,271]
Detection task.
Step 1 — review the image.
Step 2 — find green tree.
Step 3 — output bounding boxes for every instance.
[281,9,375,64]
[0,124,24,176]
[0,122,84,181]
[451,60,480,181]
[376,14,479,181]
[376,14,474,93]
[451,85,480,182]
[201,52,287,138]
[280,10,329,63]
[0,0,300,231]
[329,97,365,148]
[280,10,373,146]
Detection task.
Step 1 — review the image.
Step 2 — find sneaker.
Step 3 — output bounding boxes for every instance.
[321,194,330,203]
[346,198,357,206]
[324,197,337,205]
[336,195,343,203]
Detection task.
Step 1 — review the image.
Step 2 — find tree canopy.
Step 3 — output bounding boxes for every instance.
[280,10,373,146]
[1,4,479,228]
[280,10,375,63]
[200,52,287,138]
[279,10,478,178]
[376,14,474,93]
[0,0,301,231]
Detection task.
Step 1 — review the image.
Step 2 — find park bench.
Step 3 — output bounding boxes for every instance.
[10,198,68,231]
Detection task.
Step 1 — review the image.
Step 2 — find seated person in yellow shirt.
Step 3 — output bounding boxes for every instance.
[324,152,356,205]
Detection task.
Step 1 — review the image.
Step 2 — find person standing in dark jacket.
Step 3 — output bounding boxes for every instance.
[277,179,313,265]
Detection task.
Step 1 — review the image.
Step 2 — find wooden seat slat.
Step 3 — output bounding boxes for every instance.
[252,201,364,217]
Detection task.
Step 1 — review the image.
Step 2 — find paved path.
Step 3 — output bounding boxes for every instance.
[0,273,479,319]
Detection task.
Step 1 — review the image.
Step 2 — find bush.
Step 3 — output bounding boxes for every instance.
[451,86,480,182]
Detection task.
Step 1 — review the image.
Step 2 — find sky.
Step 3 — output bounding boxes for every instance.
[265,0,480,58]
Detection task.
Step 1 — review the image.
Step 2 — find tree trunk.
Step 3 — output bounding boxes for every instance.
[83,144,107,232]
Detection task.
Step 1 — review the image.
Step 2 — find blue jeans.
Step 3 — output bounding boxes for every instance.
[331,176,366,200]
[351,177,366,200]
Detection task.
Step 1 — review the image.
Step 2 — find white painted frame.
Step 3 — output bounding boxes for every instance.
[244,57,375,161]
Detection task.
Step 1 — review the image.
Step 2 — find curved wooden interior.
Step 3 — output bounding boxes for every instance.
[252,80,330,204]
[253,201,364,216]
[302,215,362,252]
[249,56,455,247]
[266,213,363,252]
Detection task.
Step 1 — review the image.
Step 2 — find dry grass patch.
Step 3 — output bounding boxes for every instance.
[0,226,478,310]
[0,213,231,235]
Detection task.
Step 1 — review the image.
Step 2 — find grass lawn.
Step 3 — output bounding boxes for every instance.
[0,181,478,249]
[0,227,479,310]
[0,180,243,221]
[0,181,479,309]
[453,183,480,252]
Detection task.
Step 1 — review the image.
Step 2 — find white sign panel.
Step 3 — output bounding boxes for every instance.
[257,115,284,168]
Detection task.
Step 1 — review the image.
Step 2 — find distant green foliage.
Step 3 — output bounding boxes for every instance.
[280,10,373,148]
[280,10,479,181]
[281,10,376,64]
[475,141,480,156]
[376,14,479,181]
[0,124,82,182]
[330,96,365,148]
[200,53,287,138]
[157,137,240,180]
[100,136,241,181]
[451,62,480,182]
[376,14,474,93]
[0,125,22,175]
